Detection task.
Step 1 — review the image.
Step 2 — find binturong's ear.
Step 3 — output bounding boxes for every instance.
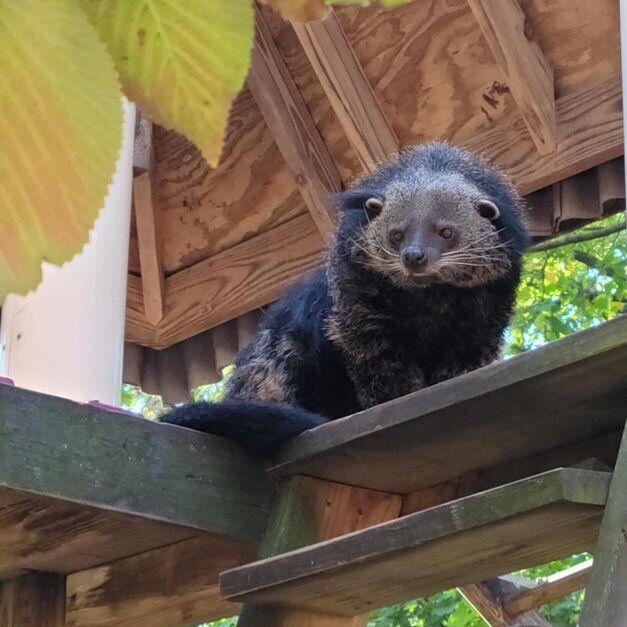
[337,189,384,217]
[476,199,500,221]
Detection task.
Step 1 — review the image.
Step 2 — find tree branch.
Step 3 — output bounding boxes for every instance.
[527,221,625,253]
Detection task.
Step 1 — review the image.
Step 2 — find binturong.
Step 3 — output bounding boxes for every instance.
[160,142,529,456]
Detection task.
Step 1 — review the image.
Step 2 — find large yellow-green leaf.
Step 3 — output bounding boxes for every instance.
[82,0,254,167]
[0,0,123,301]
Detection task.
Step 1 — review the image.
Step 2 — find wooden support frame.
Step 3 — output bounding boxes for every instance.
[292,10,399,171]
[133,171,165,325]
[466,0,557,154]
[579,420,627,626]
[0,573,65,627]
[249,7,342,241]
[236,475,401,627]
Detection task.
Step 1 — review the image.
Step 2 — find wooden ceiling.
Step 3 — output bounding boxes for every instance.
[126,0,623,350]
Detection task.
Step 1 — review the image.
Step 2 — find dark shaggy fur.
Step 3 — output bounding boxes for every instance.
[161,142,529,455]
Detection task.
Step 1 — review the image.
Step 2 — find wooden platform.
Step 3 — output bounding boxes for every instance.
[272,314,627,493]
[221,469,610,615]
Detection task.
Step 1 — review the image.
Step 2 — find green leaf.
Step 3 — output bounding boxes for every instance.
[81,0,254,167]
[0,0,123,301]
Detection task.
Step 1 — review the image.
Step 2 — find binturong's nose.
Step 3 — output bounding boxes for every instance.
[401,245,426,272]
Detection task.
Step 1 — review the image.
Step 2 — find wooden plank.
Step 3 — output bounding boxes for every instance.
[401,431,621,515]
[221,469,610,616]
[0,487,195,579]
[151,213,324,349]
[579,421,627,626]
[66,535,254,627]
[237,475,401,627]
[466,0,556,154]
[132,114,152,174]
[0,384,269,543]
[124,273,156,346]
[291,10,399,171]
[273,316,627,493]
[0,572,65,627]
[133,172,165,325]
[465,74,623,196]
[503,564,592,618]
[249,8,342,240]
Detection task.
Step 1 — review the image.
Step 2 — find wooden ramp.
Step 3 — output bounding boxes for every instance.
[221,469,610,615]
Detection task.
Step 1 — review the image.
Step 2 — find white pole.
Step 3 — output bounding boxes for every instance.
[0,100,135,405]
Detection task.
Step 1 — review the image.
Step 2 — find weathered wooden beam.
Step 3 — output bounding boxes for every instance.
[0,572,65,627]
[580,421,627,626]
[272,315,627,493]
[66,535,254,627]
[133,114,152,174]
[133,172,165,325]
[292,10,399,171]
[236,475,401,627]
[0,384,269,544]
[503,563,592,618]
[459,579,550,626]
[401,431,621,515]
[249,8,342,240]
[466,0,556,154]
[222,469,609,616]
[124,273,156,346]
[465,74,622,195]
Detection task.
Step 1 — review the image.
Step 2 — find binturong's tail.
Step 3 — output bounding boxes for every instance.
[159,401,328,457]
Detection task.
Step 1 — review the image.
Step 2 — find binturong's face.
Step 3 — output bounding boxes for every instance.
[353,173,514,289]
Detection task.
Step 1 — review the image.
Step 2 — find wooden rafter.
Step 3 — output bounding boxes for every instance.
[133,172,165,326]
[248,7,342,241]
[292,10,400,171]
[466,0,557,154]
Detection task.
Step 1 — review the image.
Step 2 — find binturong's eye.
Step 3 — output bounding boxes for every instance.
[364,197,384,216]
[477,199,500,221]
[438,227,454,239]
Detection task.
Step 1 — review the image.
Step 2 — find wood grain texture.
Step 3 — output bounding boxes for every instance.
[0,384,269,543]
[0,572,65,627]
[133,172,165,325]
[66,535,255,627]
[466,0,556,154]
[464,74,623,195]
[401,430,621,516]
[272,315,627,493]
[292,10,399,171]
[0,487,194,579]
[249,8,342,240]
[579,422,627,626]
[503,565,591,618]
[222,469,610,616]
[237,476,401,627]
[125,77,622,349]
[148,213,324,349]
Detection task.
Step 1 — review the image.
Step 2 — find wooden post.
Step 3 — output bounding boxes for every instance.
[236,475,401,627]
[0,573,65,626]
[579,421,627,626]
